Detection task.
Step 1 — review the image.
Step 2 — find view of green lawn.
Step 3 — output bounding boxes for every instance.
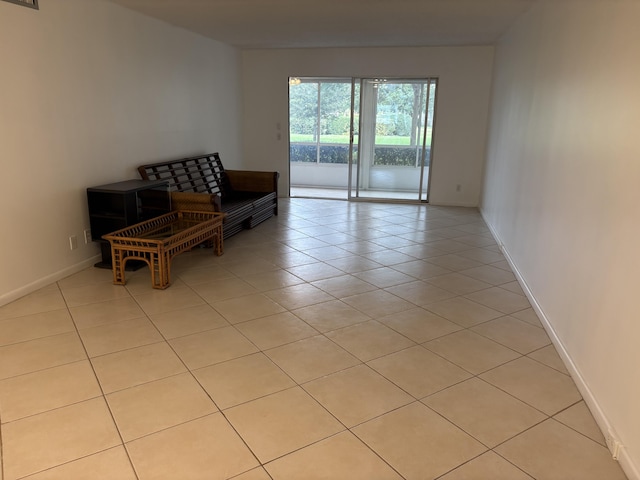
[290,131,432,145]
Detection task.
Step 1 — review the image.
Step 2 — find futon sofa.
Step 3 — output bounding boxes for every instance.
[138,153,279,239]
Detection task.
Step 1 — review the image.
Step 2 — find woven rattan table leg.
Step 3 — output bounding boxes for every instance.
[112,248,126,285]
[160,251,171,288]
[214,226,223,256]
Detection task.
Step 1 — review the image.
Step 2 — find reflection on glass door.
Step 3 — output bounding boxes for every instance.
[349,78,437,202]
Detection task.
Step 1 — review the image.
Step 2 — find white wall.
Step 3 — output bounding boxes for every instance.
[0,0,242,304]
[241,47,493,205]
[482,1,640,477]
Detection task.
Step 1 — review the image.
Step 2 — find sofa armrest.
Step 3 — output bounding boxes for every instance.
[225,170,279,194]
[170,191,222,212]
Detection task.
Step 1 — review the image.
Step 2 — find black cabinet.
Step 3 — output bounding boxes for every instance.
[87,179,170,268]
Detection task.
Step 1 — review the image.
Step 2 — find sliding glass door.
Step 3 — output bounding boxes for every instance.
[289,77,436,202]
[349,78,437,201]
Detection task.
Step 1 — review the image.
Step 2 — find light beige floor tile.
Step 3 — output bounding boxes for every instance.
[459,265,517,285]
[61,283,131,308]
[24,446,137,480]
[424,330,520,375]
[353,402,486,480]
[91,342,186,393]
[127,413,259,480]
[234,312,318,350]
[425,273,493,295]
[465,287,531,314]
[528,344,570,374]
[0,289,66,321]
[169,326,258,370]
[325,321,415,362]
[285,235,332,249]
[174,264,235,286]
[426,241,471,254]
[231,467,272,480]
[0,332,87,380]
[370,235,416,249]
[57,267,114,290]
[511,307,543,327]
[265,335,360,384]
[426,254,484,271]
[453,223,491,235]
[341,290,415,318]
[314,232,359,245]
[377,308,462,343]
[385,280,457,306]
[0,200,619,480]
[438,451,533,480]
[106,372,216,441]
[221,258,281,277]
[362,250,417,266]
[212,293,287,324]
[0,309,74,346]
[424,296,503,327]
[286,262,345,282]
[353,267,416,289]
[271,251,318,269]
[554,401,606,446]
[304,365,413,427]
[311,274,377,297]
[480,357,582,415]
[390,259,452,280]
[2,398,120,480]
[424,377,547,447]
[241,269,305,291]
[133,286,206,315]
[193,352,295,409]
[332,239,384,254]
[292,300,370,333]
[501,280,526,295]
[368,346,471,398]
[79,317,163,357]
[455,234,497,248]
[471,316,550,354]
[304,245,352,261]
[491,259,513,271]
[149,303,229,339]
[122,271,188,295]
[225,387,344,462]
[190,277,259,303]
[324,255,383,273]
[0,360,101,422]
[394,243,448,259]
[69,297,146,330]
[266,431,402,480]
[496,419,627,480]
[457,247,505,264]
[265,283,335,310]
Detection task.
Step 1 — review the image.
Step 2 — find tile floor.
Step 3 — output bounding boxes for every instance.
[0,198,627,480]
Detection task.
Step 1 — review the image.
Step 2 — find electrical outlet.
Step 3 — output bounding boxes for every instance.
[456,184,462,192]
[606,430,622,460]
[69,235,78,251]
[84,229,92,244]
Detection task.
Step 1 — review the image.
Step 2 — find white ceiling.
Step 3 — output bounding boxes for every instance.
[107,0,536,49]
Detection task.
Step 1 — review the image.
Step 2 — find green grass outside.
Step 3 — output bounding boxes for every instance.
[290,132,432,146]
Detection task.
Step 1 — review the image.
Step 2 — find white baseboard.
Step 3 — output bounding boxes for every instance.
[480,211,639,480]
[0,255,101,307]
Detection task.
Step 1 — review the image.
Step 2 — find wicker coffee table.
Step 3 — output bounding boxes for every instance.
[102,210,225,289]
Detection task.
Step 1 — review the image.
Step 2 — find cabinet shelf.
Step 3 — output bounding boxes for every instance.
[87,179,170,268]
